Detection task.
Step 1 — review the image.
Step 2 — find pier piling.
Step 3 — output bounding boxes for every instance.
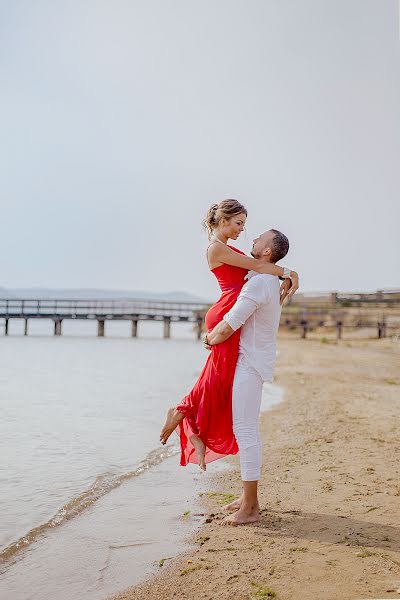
[163,317,171,339]
[131,319,138,337]
[97,319,105,337]
[300,319,308,339]
[196,316,203,340]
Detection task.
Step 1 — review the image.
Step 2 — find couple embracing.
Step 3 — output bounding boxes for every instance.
[160,199,299,525]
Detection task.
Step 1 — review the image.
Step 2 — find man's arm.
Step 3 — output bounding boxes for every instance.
[205,319,235,346]
[205,277,265,347]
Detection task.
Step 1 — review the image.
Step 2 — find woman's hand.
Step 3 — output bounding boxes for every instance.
[280,271,299,304]
[279,279,291,304]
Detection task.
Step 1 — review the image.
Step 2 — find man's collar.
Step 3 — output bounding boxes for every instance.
[245,270,258,281]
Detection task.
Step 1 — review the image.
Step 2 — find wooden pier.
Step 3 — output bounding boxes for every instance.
[1,290,399,341]
[0,298,210,339]
[281,311,399,340]
[281,289,400,340]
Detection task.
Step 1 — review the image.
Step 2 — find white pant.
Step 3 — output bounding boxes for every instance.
[232,355,263,481]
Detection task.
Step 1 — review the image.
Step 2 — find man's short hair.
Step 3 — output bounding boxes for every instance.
[269,229,289,262]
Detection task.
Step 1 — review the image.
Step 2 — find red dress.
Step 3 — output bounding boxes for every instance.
[176,246,249,466]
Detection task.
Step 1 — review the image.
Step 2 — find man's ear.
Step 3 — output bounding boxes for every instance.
[263,246,272,258]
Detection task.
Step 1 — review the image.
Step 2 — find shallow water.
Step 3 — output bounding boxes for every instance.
[0,319,283,599]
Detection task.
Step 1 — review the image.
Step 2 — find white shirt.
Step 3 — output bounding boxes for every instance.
[223,271,282,382]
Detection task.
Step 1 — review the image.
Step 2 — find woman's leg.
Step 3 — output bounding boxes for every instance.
[160,407,206,470]
[162,330,240,467]
[189,434,206,471]
[159,407,185,444]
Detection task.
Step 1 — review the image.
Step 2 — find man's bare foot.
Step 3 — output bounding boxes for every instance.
[160,407,184,445]
[189,434,206,471]
[222,495,243,512]
[222,495,261,513]
[220,506,261,526]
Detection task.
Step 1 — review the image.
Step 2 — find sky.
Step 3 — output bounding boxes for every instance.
[0,0,399,299]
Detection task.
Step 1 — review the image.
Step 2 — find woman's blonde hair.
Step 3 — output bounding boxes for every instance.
[203,199,247,240]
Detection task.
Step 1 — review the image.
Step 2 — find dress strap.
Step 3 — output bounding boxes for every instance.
[207,239,225,249]
[206,239,226,269]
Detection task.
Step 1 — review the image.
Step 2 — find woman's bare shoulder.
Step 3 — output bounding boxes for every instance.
[207,241,224,259]
[227,245,246,256]
[208,243,247,257]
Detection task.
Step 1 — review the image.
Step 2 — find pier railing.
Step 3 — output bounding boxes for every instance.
[0,298,209,318]
[290,289,400,307]
[281,310,400,339]
[283,289,400,339]
[0,298,210,338]
[1,292,399,340]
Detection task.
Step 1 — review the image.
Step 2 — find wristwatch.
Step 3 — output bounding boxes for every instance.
[283,267,292,279]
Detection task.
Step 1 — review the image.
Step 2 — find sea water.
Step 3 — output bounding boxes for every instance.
[0,319,283,599]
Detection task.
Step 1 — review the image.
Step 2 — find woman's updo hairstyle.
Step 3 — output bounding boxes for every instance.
[203,199,247,240]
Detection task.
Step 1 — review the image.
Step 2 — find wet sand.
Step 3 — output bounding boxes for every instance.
[112,336,400,600]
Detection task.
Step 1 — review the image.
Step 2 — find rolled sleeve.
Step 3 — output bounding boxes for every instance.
[223,277,265,331]
[223,296,259,331]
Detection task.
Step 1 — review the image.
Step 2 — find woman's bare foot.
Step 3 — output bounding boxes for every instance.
[189,434,206,471]
[220,506,261,526]
[160,407,184,445]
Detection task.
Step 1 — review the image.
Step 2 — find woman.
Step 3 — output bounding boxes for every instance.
[160,199,298,470]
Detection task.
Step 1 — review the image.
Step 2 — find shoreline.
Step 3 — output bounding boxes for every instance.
[0,363,282,600]
[112,336,400,600]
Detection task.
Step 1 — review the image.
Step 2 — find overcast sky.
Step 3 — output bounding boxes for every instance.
[1,0,399,299]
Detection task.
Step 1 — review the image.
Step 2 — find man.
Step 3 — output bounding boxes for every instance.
[205,228,289,525]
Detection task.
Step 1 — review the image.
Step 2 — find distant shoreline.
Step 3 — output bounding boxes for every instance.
[0,287,211,304]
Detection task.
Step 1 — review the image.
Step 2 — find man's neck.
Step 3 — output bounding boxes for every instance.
[254,257,275,265]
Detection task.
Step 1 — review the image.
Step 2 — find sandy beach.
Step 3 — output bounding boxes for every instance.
[112,335,400,600]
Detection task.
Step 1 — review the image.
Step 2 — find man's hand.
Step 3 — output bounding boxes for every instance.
[203,335,212,351]
[204,321,235,348]
[280,271,299,304]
